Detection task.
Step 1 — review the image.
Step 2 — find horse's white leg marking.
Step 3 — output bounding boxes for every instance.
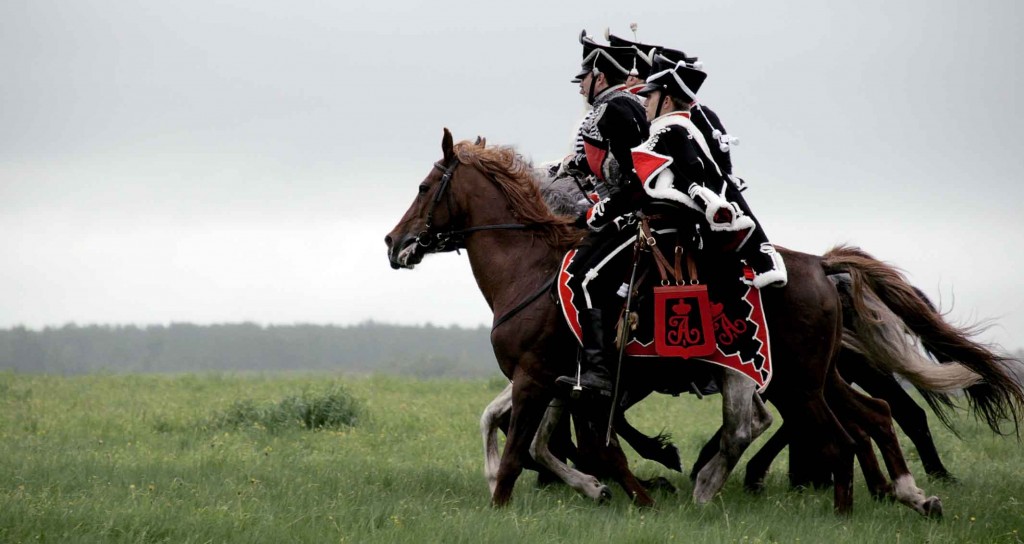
[893,474,943,517]
[693,372,763,504]
[530,400,611,502]
[481,383,512,495]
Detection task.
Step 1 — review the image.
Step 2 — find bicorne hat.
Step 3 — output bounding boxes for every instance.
[571,30,636,83]
[635,48,707,102]
[605,30,659,80]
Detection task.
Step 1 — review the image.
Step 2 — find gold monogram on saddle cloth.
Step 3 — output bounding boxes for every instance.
[642,256,774,392]
[653,285,716,358]
[645,269,773,392]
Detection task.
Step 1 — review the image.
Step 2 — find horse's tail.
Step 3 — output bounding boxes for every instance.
[822,244,1024,436]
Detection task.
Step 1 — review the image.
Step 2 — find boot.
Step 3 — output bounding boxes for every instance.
[742,242,787,289]
[556,308,614,397]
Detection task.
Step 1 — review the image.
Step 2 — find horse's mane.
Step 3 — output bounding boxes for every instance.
[453,140,584,251]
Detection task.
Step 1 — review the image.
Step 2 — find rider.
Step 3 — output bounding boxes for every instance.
[554,30,651,397]
[558,48,788,398]
[604,29,657,96]
[607,29,745,190]
[631,50,787,289]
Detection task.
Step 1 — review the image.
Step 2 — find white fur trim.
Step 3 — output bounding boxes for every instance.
[644,168,703,212]
[688,184,756,232]
[752,269,787,289]
[749,245,788,288]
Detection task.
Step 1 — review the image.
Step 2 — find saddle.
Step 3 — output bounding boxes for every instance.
[558,216,774,392]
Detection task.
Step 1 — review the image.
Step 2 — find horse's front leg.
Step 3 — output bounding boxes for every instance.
[492,370,550,507]
[693,372,769,504]
[529,400,611,502]
[481,382,512,496]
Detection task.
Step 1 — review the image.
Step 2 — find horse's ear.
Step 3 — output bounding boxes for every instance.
[442,127,454,162]
[475,136,487,148]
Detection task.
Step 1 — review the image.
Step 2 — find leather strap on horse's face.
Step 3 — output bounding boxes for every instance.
[416,155,531,253]
[417,157,461,252]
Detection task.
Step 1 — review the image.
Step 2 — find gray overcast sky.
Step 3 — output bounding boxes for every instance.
[1,0,1022,350]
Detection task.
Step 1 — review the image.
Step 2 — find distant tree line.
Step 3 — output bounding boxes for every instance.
[0,322,502,378]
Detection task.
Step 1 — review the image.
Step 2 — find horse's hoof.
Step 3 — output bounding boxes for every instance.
[922,496,943,519]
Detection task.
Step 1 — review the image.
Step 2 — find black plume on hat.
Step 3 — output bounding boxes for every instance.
[571,30,636,83]
[635,51,707,101]
[605,30,660,80]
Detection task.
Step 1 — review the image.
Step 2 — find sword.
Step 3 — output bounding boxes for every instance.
[606,222,645,446]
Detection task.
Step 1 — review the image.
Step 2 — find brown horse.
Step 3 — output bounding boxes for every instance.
[386,129,866,510]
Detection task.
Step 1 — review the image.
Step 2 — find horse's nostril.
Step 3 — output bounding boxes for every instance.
[384,234,393,247]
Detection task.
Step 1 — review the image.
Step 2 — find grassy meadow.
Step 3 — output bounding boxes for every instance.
[1,371,1022,543]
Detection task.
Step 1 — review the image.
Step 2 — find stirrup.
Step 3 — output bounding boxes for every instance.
[555,375,585,400]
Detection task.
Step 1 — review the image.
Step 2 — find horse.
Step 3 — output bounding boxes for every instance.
[386,129,852,509]
[384,129,941,513]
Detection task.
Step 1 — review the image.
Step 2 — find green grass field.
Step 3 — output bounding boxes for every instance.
[2,372,1022,543]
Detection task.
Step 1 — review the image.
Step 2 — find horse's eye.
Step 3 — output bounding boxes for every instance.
[418,184,429,194]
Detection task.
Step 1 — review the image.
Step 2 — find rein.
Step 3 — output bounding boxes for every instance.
[415,158,530,252]
[491,273,557,331]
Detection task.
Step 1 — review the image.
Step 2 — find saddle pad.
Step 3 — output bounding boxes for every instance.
[558,248,773,392]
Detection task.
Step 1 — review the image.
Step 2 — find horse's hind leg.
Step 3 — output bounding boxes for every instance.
[826,374,893,501]
[842,383,943,518]
[845,355,955,481]
[693,372,769,504]
[861,405,942,515]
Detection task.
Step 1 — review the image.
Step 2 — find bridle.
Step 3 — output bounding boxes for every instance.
[415,155,530,253]
[414,153,562,331]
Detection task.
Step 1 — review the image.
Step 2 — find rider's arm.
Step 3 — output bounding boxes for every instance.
[579,100,649,230]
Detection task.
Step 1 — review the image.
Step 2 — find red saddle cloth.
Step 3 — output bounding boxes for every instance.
[646,274,773,391]
[653,284,717,359]
[558,249,773,392]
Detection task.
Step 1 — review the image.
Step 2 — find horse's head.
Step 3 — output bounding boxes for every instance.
[385,128,581,270]
[385,128,466,269]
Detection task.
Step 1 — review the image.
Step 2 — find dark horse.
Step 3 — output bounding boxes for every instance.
[386,130,956,513]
